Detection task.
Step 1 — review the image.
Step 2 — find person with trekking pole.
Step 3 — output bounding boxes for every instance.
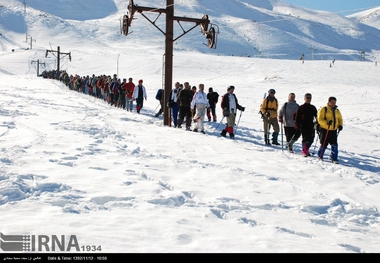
[288,93,318,156]
[278,92,299,152]
[317,96,343,163]
[191,84,210,134]
[220,85,245,138]
[260,89,280,145]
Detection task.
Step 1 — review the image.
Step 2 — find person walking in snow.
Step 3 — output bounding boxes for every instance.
[206,87,219,122]
[177,82,193,130]
[191,84,210,134]
[220,85,245,138]
[288,93,318,156]
[132,79,147,114]
[125,77,135,112]
[260,89,280,145]
[278,92,299,152]
[317,96,343,163]
[119,78,127,110]
[167,82,181,127]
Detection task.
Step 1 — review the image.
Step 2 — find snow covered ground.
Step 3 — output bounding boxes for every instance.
[0,0,379,255]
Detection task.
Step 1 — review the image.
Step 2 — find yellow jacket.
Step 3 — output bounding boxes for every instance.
[317,104,343,130]
[260,97,278,118]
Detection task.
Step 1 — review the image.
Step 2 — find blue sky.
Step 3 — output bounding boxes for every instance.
[284,0,380,15]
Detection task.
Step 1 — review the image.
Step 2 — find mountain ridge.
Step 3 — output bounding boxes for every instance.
[0,0,379,61]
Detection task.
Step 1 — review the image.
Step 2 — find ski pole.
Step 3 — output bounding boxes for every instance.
[311,133,319,156]
[212,116,225,134]
[319,124,331,158]
[281,122,284,151]
[153,102,160,113]
[267,115,271,143]
[234,110,243,134]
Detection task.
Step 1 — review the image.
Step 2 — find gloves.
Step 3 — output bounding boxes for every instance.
[266,112,270,117]
[294,123,297,130]
[223,108,229,117]
[327,120,333,126]
[241,107,245,112]
[338,125,343,131]
[278,116,283,123]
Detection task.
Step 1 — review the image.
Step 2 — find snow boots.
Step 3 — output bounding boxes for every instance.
[264,134,271,145]
[221,127,234,138]
[302,142,311,157]
[272,132,280,145]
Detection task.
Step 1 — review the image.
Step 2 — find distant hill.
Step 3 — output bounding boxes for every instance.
[347,6,380,30]
[0,0,379,61]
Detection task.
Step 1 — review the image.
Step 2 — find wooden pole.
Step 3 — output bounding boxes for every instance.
[163,0,174,126]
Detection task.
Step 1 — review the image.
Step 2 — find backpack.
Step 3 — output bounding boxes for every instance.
[258,97,278,118]
[155,89,163,100]
[315,106,327,132]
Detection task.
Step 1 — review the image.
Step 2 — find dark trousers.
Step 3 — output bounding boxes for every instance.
[318,128,338,159]
[284,126,296,143]
[207,104,217,120]
[178,106,192,128]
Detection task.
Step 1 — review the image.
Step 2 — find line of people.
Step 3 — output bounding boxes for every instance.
[156,82,219,133]
[158,82,245,137]
[41,70,343,163]
[41,70,147,113]
[262,89,343,163]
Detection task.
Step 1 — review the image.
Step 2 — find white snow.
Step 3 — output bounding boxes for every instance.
[0,0,379,254]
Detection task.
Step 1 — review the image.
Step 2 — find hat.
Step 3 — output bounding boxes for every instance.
[138,79,143,83]
[209,87,213,92]
[328,96,337,102]
[304,93,312,98]
[227,85,235,91]
[268,89,276,93]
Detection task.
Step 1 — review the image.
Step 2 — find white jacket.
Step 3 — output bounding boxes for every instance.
[132,85,147,100]
[191,91,209,110]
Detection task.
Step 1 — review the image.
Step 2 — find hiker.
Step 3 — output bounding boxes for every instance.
[190,84,210,134]
[220,85,245,138]
[154,88,164,117]
[317,96,343,163]
[125,77,135,112]
[119,78,127,109]
[167,82,181,127]
[288,93,318,156]
[278,92,299,152]
[132,79,147,114]
[260,89,280,145]
[177,82,193,130]
[207,87,219,122]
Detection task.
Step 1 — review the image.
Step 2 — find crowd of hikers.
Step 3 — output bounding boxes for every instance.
[41,70,147,113]
[40,69,343,164]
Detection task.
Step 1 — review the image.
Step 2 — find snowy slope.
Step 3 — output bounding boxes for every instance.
[347,6,380,30]
[0,0,380,254]
[0,0,379,61]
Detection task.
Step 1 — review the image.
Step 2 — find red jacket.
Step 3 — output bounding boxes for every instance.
[125,82,135,99]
